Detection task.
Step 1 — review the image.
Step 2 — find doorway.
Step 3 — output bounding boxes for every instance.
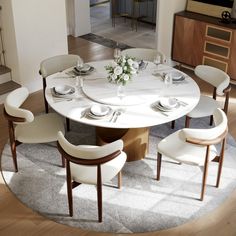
[89,0,157,49]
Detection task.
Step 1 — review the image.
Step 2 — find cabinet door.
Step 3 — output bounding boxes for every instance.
[172,15,205,67]
[228,31,236,80]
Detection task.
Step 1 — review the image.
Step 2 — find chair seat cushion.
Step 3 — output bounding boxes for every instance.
[15,113,65,143]
[70,151,127,185]
[187,95,219,118]
[157,130,217,166]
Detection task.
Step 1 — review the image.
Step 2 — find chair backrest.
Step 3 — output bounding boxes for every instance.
[194,65,230,96]
[57,131,124,162]
[182,108,228,142]
[4,87,34,123]
[121,48,164,62]
[40,54,81,78]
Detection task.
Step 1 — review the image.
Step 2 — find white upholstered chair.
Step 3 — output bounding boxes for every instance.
[157,108,228,201]
[57,132,127,222]
[4,87,65,172]
[39,54,80,131]
[185,65,231,128]
[121,48,164,62]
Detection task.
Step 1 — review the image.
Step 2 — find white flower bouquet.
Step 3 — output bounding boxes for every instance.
[105,55,139,85]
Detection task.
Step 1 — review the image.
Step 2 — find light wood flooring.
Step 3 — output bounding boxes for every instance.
[0,36,236,236]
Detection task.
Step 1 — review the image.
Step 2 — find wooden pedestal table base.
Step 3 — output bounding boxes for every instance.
[96,127,149,162]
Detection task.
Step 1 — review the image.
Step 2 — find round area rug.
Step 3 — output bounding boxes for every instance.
[1,117,236,234]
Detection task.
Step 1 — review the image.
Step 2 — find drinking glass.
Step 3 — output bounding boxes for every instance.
[153,54,161,67]
[163,73,173,96]
[164,73,173,87]
[77,58,84,71]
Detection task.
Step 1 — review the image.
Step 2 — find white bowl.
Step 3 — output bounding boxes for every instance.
[54,85,73,95]
[76,64,91,72]
[169,71,183,81]
[90,104,110,116]
[160,97,177,109]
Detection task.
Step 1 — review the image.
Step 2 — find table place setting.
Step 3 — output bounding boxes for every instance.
[51,84,76,102]
[152,69,188,84]
[80,104,126,123]
[151,97,188,116]
[81,104,113,120]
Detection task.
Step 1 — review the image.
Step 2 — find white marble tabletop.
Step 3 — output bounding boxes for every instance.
[45,60,200,129]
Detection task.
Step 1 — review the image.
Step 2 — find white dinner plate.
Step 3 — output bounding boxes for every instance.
[54,85,75,95]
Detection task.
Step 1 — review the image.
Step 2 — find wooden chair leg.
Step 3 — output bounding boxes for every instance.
[8,120,18,172]
[118,171,122,189]
[216,138,226,187]
[171,120,175,129]
[209,115,214,126]
[10,140,18,172]
[66,118,70,132]
[61,155,65,168]
[97,165,102,222]
[66,160,73,216]
[157,152,162,181]
[185,116,191,128]
[43,78,49,113]
[201,146,210,201]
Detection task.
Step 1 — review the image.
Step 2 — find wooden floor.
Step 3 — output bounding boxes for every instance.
[1,36,236,236]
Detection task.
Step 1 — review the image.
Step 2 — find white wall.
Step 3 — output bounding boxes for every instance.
[0,0,68,92]
[66,0,91,37]
[156,0,187,64]
[66,0,75,35]
[0,0,21,82]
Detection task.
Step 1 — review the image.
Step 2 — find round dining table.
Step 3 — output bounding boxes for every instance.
[45,60,200,161]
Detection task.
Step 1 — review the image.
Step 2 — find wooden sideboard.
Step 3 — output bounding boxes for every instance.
[172,11,236,82]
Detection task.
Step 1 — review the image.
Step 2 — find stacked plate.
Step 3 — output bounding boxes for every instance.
[168,71,185,82]
[52,85,75,96]
[73,64,95,75]
[154,97,179,112]
[87,104,112,119]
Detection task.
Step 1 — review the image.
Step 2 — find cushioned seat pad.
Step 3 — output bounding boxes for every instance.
[187,95,219,118]
[158,130,217,166]
[70,151,127,184]
[15,113,64,143]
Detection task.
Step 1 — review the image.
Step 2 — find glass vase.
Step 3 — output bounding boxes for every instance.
[117,84,125,100]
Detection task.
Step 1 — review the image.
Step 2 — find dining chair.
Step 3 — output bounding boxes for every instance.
[57,132,127,222]
[121,48,164,62]
[39,54,81,130]
[3,87,65,172]
[185,65,231,128]
[157,108,228,201]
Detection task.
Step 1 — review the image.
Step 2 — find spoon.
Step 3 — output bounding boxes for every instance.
[113,111,121,122]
